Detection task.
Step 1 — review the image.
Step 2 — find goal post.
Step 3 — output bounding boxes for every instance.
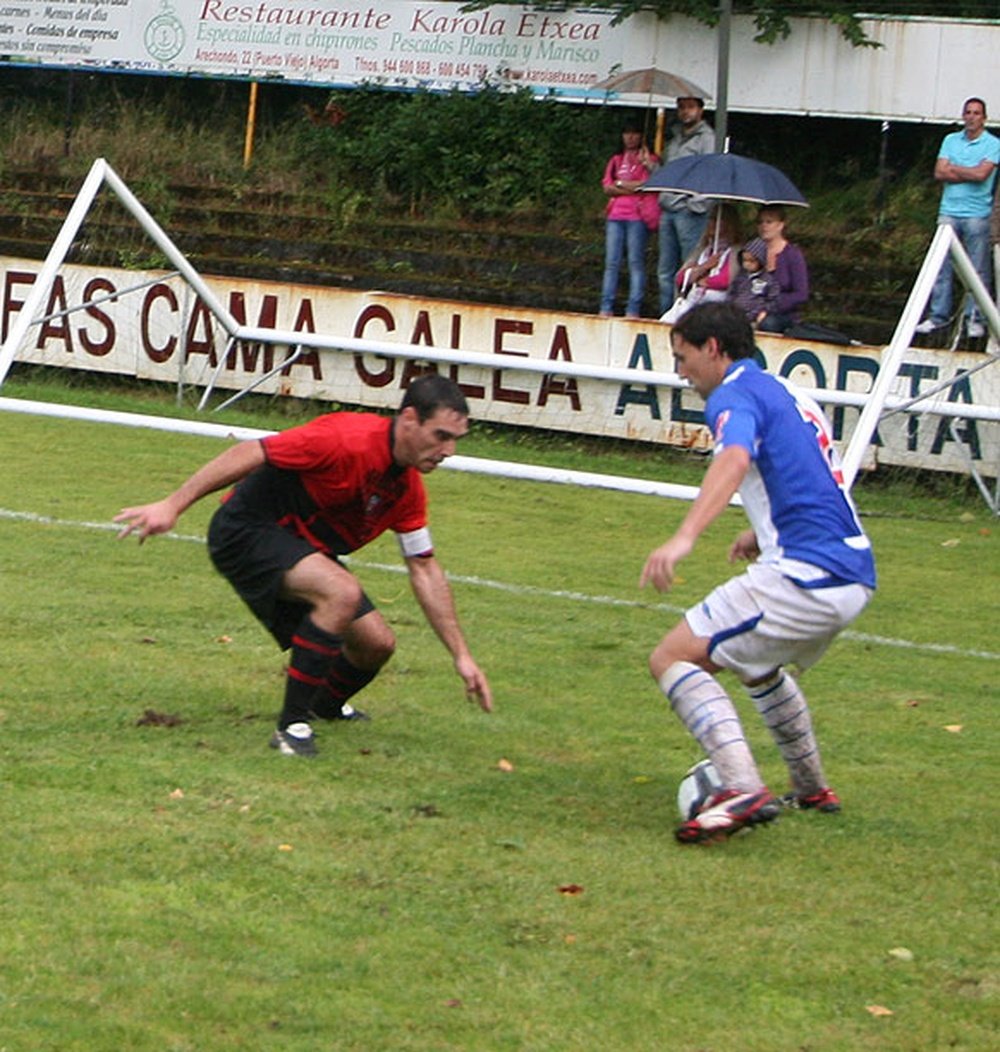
[841,222,1000,492]
[0,158,997,511]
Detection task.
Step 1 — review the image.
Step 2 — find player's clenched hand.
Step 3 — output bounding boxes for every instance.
[456,655,493,713]
[113,500,178,544]
[728,529,760,563]
[640,535,693,593]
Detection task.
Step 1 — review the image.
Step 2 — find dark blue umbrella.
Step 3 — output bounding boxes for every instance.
[642,152,808,207]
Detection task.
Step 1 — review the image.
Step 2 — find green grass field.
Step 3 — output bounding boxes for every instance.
[0,385,997,1052]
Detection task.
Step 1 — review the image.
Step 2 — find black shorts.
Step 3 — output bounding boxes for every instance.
[207,502,375,651]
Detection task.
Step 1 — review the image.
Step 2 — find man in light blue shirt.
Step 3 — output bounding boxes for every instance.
[916,97,999,341]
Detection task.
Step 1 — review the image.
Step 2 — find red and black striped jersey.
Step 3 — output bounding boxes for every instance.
[229,412,429,555]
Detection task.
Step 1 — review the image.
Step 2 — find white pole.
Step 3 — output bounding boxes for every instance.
[949,230,1000,339]
[0,158,107,387]
[0,396,705,502]
[100,163,237,329]
[714,0,731,152]
[841,224,952,488]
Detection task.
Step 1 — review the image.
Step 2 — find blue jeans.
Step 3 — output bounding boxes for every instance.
[600,219,649,317]
[757,311,795,334]
[658,208,709,315]
[927,214,992,325]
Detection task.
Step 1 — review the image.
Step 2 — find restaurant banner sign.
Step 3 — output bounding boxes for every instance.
[0,2,995,122]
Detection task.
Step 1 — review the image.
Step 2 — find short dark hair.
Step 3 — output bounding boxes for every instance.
[757,204,787,223]
[677,96,704,109]
[400,373,469,421]
[964,97,987,117]
[670,303,757,361]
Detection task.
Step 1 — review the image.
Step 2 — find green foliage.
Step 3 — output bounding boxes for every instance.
[289,85,617,221]
[0,394,996,1051]
[0,67,966,341]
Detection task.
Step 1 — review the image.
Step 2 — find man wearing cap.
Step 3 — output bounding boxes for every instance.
[657,97,716,316]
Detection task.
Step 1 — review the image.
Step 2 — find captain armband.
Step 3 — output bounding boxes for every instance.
[397,527,434,558]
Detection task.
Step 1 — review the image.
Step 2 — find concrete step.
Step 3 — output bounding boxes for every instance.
[0,180,910,344]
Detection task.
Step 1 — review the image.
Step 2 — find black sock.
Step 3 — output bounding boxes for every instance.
[278,617,342,730]
[310,652,377,719]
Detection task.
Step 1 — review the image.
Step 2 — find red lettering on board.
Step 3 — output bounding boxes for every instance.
[538,324,580,409]
[410,309,485,399]
[79,277,116,356]
[411,310,434,346]
[285,298,321,378]
[183,299,219,364]
[2,270,34,342]
[37,277,73,353]
[141,284,178,363]
[228,291,278,372]
[399,359,426,385]
[353,304,395,387]
[492,318,531,404]
[445,312,485,399]
[447,362,485,400]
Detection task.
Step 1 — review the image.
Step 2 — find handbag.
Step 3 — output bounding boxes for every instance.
[638,189,661,231]
[660,290,698,324]
[660,265,699,323]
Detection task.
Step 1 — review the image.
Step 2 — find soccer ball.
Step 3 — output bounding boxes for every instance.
[676,758,723,821]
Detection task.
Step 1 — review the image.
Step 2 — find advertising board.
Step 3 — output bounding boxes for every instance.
[0,3,996,122]
[3,256,995,476]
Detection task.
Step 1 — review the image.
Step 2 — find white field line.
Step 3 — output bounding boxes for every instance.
[3,506,998,663]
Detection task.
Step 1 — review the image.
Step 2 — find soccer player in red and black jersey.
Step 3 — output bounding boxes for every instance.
[115,375,492,757]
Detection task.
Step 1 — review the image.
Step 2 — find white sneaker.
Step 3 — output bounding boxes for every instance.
[269,721,317,757]
[914,318,944,335]
[967,320,985,338]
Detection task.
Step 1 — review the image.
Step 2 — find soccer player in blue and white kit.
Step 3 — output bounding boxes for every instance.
[641,303,876,844]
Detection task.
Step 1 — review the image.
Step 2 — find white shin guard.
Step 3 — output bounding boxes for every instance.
[746,669,826,795]
[659,661,763,793]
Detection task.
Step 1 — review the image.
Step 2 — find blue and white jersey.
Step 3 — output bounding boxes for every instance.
[706,359,876,590]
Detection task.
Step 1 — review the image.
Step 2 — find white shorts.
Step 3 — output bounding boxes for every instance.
[685,562,872,682]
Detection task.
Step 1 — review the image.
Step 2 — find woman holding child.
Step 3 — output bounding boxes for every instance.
[753,205,810,333]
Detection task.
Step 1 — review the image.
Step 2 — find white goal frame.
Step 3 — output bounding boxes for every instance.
[0,158,997,510]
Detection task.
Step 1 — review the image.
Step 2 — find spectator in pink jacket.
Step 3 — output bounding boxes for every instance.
[599,117,660,318]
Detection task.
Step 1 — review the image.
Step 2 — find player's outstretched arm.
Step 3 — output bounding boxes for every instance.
[114,440,266,543]
[405,553,493,712]
[640,445,751,593]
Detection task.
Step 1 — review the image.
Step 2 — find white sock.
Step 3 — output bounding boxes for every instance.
[659,662,763,793]
[746,670,826,795]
